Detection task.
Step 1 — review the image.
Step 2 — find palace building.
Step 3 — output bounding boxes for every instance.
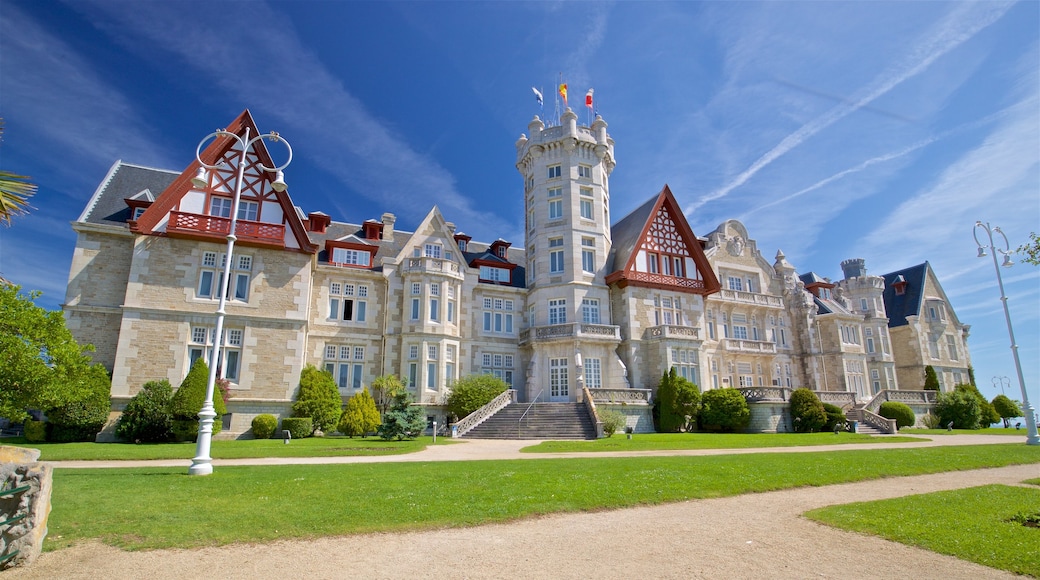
[63,109,970,437]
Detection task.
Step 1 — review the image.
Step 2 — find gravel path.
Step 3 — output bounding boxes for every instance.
[12,436,1040,579]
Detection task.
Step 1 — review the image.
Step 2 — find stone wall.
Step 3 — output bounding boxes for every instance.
[0,447,52,570]
[746,401,792,433]
[596,403,654,433]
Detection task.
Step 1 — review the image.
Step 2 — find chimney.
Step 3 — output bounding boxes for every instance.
[381,212,395,242]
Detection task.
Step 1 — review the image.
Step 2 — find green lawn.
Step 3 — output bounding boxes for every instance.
[522,431,923,453]
[902,427,1032,436]
[806,484,1040,577]
[43,444,1040,552]
[1,435,444,461]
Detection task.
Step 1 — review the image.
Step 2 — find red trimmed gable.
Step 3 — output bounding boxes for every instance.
[131,110,316,253]
[606,185,720,295]
[325,238,378,269]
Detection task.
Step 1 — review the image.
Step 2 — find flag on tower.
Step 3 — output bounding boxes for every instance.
[532,87,543,106]
[559,83,568,104]
[585,88,594,109]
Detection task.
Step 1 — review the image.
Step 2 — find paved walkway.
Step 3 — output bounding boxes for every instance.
[13,435,1040,579]
[41,432,1029,469]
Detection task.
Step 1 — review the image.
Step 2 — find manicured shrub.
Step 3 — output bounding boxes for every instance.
[654,369,700,432]
[933,390,981,430]
[46,363,111,442]
[879,401,915,429]
[115,380,174,442]
[377,392,426,441]
[338,389,381,437]
[923,365,940,390]
[169,358,226,441]
[292,365,342,433]
[674,379,701,432]
[251,414,278,439]
[822,403,847,432]
[280,417,313,439]
[446,374,507,421]
[599,410,626,437]
[790,388,826,433]
[699,388,750,433]
[24,419,46,443]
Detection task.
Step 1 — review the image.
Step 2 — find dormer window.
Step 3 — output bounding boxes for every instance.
[132,207,147,220]
[892,275,907,296]
[458,240,467,251]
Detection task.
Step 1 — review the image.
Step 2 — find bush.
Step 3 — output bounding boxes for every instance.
[24,419,46,443]
[338,390,381,437]
[699,388,750,433]
[955,383,999,427]
[251,414,278,439]
[280,417,313,439]
[46,364,111,442]
[169,358,226,441]
[879,401,915,429]
[292,365,342,433]
[923,365,940,390]
[600,410,626,437]
[934,390,981,430]
[377,392,426,441]
[370,374,406,415]
[992,394,1023,428]
[790,388,827,433]
[921,413,942,429]
[446,374,507,421]
[115,380,174,442]
[654,369,701,433]
[822,403,847,432]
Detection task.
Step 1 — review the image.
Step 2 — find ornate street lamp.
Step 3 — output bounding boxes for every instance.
[188,127,293,475]
[991,375,1009,397]
[973,222,1039,445]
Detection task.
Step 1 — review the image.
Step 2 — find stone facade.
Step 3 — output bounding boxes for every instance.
[63,109,973,437]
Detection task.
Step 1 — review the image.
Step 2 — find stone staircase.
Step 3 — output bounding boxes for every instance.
[462,402,598,440]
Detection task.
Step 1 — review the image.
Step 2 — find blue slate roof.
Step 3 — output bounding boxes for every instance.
[81,162,178,226]
[881,262,929,328]
[605,193,659,274]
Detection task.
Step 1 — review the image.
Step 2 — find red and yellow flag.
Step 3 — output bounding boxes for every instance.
[559,83,568,104]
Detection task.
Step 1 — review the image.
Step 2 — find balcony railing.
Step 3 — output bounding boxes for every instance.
[167,211,285,248]
[403,257,461,275]
[716,289,784,308]
[587,388,652,405]
[646,325,700,340]
[519,322,621,344]
[623,271,706,290]
[722,338,777,353]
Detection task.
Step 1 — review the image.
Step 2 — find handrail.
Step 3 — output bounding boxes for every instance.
[858,408,898,434]
[453,389,516,437]
[582,386,604,438]
[519,389,544,439]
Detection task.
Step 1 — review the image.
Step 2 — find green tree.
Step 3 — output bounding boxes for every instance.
[933,389,981,430]
[291,364,343,433]
[46,363,111,442]
[673,377,701,432]
[338,389,381,437]
[654,368,686,433]
[991,394,1023,428]
[169,358,227,440]
[599,409,626,437]
[0,119,37,226]
[445,374,507,421]
[954,383,1000,427]
[376,391,426,441]
[822,403,847,432]
[790,388,826,433]
[1016,232,1040,266]
[923,366,940,391]
[115,380,174,442]
[0,284,97,422]
[699,388,750,433]
[371,374,406,415]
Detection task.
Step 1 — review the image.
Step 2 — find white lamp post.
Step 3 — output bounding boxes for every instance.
[973,222,1039,445]
[188,127,293,475]
[991,375,1009,397]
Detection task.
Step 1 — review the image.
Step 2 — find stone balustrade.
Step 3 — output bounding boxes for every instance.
[863,390,938,414]
[646,325,700,340]
[403,257,461,275]
[587,388,652,405]
[452,389,516,437]
[717,289,784,308]
[520,322,621,344]
[722,338,777,353]
[816,391,857,407]
[738,386,791,402]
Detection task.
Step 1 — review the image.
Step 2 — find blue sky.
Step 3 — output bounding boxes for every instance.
[1,1,1037,403]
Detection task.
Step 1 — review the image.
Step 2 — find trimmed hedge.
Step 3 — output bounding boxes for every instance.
[879,401,915,429]
[24,420,47,443]
[822,403,847,432]
[280,417,313,439]
[699,388,750,432]
[115,379,174,442]
[251,414,278,439]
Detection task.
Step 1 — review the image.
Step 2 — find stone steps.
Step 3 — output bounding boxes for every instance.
[463,402,597,440]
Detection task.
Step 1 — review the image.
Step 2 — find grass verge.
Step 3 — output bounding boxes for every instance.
[44,444,1039,552]
[902,427,1031,436]
[806,484,1040,577]
[1,436,443,461]
[522,431,923,453]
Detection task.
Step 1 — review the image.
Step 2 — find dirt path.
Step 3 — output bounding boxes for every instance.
[12,441,1040,579]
